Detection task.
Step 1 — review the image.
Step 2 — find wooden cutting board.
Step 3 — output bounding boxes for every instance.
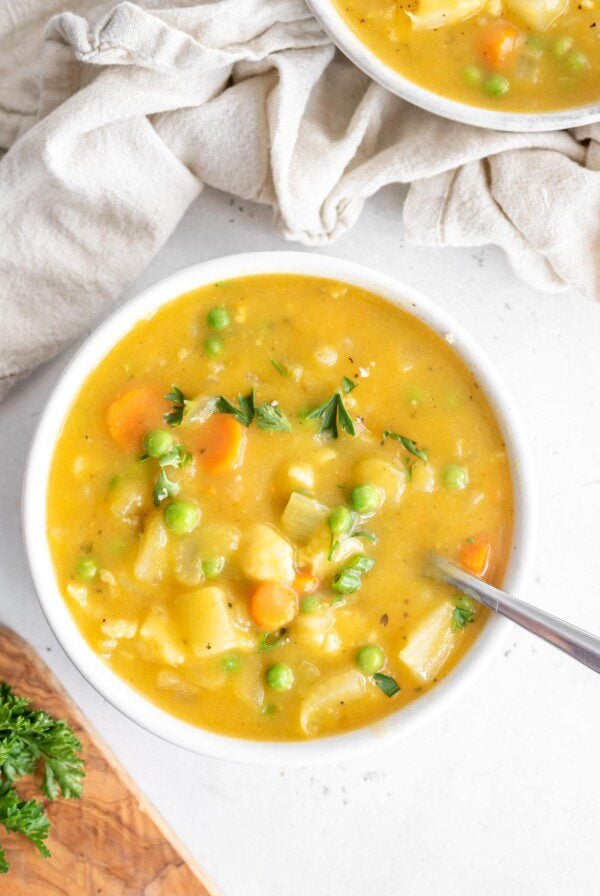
[0,625,220,896]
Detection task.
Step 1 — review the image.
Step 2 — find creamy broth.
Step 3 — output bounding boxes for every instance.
[334,0,600,113]
[48,275,513,740]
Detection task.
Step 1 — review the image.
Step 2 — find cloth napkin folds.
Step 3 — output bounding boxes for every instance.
[0,0,599,399]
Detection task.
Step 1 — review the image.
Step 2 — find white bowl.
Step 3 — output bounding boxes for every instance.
[23,252,537,765]
[307,0,600,132]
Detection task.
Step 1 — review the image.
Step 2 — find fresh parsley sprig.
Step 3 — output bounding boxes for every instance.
[305,386,355,439]
[452,605,475,632]
[0,683,84,874]
[216,390,291,433]
[164,386,187,427]
[383,430,428,463]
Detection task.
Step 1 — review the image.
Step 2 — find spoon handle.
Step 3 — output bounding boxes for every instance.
[428,554,600,675]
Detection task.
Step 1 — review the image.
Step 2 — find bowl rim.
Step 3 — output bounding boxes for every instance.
[22,251,538,765]
[306,0,600,133]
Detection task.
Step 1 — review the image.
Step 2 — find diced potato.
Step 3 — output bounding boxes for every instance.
[293,609,335,648]
[109,477,148,522]
[279,463,315,492]
[172,535,205,588]
[411,462,436,493]
[240,523,295,582]
[506,0,568,29]
[134,514,169,583]
[139,605,185,666]
[281,492,329,544]
[300,668,366,734]
[156,669,200,698]
[174,586,254,658]
[101,618,138,640]
[352,456,406,504]
[398,599,457,682]
[408,0,484,29]
[234,655,265,707]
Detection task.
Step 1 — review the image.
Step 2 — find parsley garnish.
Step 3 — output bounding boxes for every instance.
[153,469,179,507]
[158,445,192,469]
[353,530,378,544]
[342,376,357,394]
[164,386,187,426]
[306,387,355,439]
[259,630,288,652]
[373,673,401,698]
[216,390,255,427]
[255,403,292,433]
[271,359,287,376]
[383,431,428,462]
[0,683,84,874]
[452,606,475,632]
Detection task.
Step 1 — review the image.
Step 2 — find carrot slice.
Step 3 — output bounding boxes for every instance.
[249,582,299,631]
[106,386,169,452]
[460,540,491,577]
[197,415,247,473]
[478,23,520,69]
[293,572,321,594]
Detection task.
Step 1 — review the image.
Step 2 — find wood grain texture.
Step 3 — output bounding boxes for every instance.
[0,625,220,896]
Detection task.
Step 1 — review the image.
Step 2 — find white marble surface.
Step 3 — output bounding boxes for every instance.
[2,185,599,895]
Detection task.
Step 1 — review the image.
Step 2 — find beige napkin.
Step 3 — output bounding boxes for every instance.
[1,0,599,398]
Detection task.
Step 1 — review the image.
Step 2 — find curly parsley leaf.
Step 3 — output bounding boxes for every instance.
[452,605,475,632]
[164,385,187,427]
[306,388,355,439]
[383,430,428,463]
[216,390,255,427]
[373,673,401,698]
[0,683,84,873]
[342,376,358,394]
[255,403,292,433]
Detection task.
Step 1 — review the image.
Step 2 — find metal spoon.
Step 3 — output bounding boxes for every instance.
[427,553,600,675]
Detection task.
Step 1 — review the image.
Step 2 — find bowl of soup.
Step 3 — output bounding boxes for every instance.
[23,252,537,763]
[308,0,600,130]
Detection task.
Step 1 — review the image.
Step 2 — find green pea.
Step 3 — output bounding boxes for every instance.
[349,483,384,515]
[356,644,385,675]
[551,37,573,58]
[328,505,353,536]
[163,500,200,534]
[443,464,469,491]
[526,34,545,50]
[406,386,424,407]
[331,568,362,595]
[483,74,510,98]
[207,306,230,330]
[202,555,225,578]
[204,335,222,357]
[455,593,475,613]
[142,429,174,458]
[76,556,98,580]
[300,594,321,614]
[221,653,241,673]
[565,51,588,72]
[463,65,482,87]
[266,663,294,691]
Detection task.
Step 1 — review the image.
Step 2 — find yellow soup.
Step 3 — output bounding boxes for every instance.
[48,274,513,741]
[334,0,600,113]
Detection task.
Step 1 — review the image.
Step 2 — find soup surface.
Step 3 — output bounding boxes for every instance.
[48,274,513,741]
[334,0,600,113]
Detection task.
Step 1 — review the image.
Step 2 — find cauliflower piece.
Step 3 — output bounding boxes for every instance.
[240,524,295,583]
